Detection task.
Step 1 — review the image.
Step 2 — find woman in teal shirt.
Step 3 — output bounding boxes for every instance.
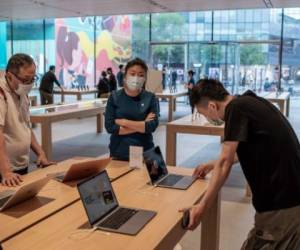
[105,58,160,160]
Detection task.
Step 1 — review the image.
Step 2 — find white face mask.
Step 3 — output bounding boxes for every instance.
[207,117,224,126]
[15,83,33,96]
[126,76,145,91]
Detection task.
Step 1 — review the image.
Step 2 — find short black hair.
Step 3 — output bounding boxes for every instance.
[6,53,35,74]
[190,78,229,107]
[119,64,124,69]
[107,67,112,72]
[125,58,148,75]
[49,65,55,71]
[101,71,107,77]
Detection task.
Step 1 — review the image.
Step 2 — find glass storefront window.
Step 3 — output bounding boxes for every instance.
[12,19,44,86]
[0,21,9,70]
[282,8,300,96]
[0,7,299,97]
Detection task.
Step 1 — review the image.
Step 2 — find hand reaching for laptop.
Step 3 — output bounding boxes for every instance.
[193,160,216,179]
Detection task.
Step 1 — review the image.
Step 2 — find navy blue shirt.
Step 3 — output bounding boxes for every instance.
[105,89,160,160]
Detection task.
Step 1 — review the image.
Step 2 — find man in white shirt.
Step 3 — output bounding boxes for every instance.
[0,53,54,186]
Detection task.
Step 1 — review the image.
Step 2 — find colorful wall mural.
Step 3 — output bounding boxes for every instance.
[55,16,132,88]
[95,16,132,79]
[55,18,94,88]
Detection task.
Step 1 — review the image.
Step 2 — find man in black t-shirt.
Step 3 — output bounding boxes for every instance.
[39,65,64,105]
[179,79,300,249]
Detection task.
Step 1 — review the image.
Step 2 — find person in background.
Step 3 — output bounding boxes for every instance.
[171,69,177,92]
[39,65,64,105]
[162,65,167,90]
[105,58,160,161]
[180,78,300,249]
[186,70,196,113]
[263,77,271,91]
[0,54,54,186]
[116,64,124,88]
[97,71,110,98]
[107,67,117,92]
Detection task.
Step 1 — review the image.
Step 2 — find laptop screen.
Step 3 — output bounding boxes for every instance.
[143,146,168,184]
[77,171,118,225]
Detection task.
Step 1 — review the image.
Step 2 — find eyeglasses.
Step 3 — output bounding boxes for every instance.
[10,72,37,85]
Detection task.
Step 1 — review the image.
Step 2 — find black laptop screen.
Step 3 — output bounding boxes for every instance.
[143,146,168,184]
[77,171,118,225]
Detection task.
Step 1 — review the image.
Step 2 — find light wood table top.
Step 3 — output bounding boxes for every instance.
[166,114,224,166]
[3,167,220,250]
[0,158,133,243]
[167,114,224,136]
[53,89,98,94]
[155,90,188,98]
[258,91,291,116]
[53,88,98,102]
[30,99,106,122]
[30,99,107,159]
[155,90,188,122]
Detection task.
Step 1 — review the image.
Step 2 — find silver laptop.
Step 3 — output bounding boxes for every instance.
[0,176,50,211]
[77,170,156,235]
[50,158,111,183]
[143,146,196,190]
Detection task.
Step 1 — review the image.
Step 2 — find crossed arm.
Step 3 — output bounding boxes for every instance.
[105,95,159,135]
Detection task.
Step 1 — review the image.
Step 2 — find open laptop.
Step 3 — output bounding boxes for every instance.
[77,170,156,235]
[50,158,111,183]
[0,176,50,211]
[143,146,196,190]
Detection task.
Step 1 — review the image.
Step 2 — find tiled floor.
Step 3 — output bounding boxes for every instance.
[30,95,300,250]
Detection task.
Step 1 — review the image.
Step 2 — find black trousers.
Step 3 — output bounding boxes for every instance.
[40,90,54,105]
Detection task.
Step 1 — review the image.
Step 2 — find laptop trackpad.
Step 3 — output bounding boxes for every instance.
[174,176,195,189]
[118,209,156,235]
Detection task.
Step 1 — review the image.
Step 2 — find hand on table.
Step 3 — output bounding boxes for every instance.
[36,152,56,168]
[1,171,23,187]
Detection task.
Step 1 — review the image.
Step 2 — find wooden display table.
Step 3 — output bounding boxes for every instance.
[166,115,224,166]
[53,88,98,103]
[30,99,106,159]
[3,166,220,250]
[155,90,188,122]
[0,158,133,243]
[258,91,290,117]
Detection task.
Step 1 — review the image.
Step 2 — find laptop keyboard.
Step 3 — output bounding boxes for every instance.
[0,195,12,207]
[159,174,183,186]
[99,208,138,230]
[55,174,65,181]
